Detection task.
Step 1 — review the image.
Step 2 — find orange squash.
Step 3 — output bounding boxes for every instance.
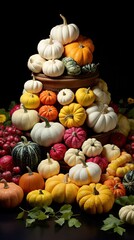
[38,105,58,121]
[39,90,57,105]
[103,178,126,199]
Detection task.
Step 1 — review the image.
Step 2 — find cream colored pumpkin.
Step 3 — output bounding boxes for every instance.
[24,75,43,94]
[57,88,75,105]
[86,103,118,133]
[50,14,79,45]
[37,36,64,60]
[101,144,121,162]
[81,138,103,157]
[116,113,130,137]
[27,54,46,73]
[68,161,102,186]
[95,78,108,92]
[42,59,65,77]
[92,86,111,105]
[37,153,60,179]
[64,148,86,167]
[119,205,134,225]
[11,105,40,131]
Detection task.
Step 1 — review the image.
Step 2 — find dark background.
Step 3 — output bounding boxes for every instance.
[1,1,133,109]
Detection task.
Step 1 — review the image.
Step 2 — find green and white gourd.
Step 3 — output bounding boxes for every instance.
[62,57,81,75]
[122,170,134,195]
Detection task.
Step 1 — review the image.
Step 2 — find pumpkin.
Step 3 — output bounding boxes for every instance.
[119,205,134,225]
[122,170,134,195]
[64,35,95,66]
[0,179,24,208]
[57,88,75,105]
[76,182,115,214]
[37,153,60,179]
[64,148,86,167]
[11,136,42,172]
[81,138,103,157]
[26,189,52,207]
[38,105,58,121]
[63,57,81,75]
[92,86,111,105]
[50,14,80,45]
[101,144,121,162]
[63,126,87,149]
[81,63,99,74]
[11,105,40,131]
[42,59,65,77]
[116,113,131,137]
[39,90,57,105]
[45,173,79,204]
[30,116,65,147]
[103,178,126,199]
[19,166,45,194]
[49,143,67,161]
[68,160,102,186]
[37,36,64,60]
[86,103,118,133]
[94,78,108,92]
[75,87,96,107]
[86,155,108,173]
[27,53,46,73]
[20,92,40,109]
[59,103,87,128]
[24,75,43,94]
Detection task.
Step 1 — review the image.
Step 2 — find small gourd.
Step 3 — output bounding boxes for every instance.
[24,75,43,94]
[122,170,134,195]
[101,144,121,162]
[82,138,103,157]
[27,54,46,73]
[42,59,65,77]
[57,88,75,105]
[20,92,40,109]
[38,105,58,121]
[103,178,126,199]
[26,189,52,207]
[119,205,134,225]
[49,143,67,161]
[64,148,86,167]
[75,87,96,107]
[39,90,57,105]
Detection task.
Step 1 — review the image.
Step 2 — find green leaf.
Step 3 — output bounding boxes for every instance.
[114,226,126,236]
[68,218,82,228]
[101,223,115,231]
[115,195,134,206]
[59,204,72,213]
[43,206,55,215]
[16,211,25,219]
[55,217,65,226]
[61,211,73,220]
[28,209,45,219]
[26,218,35,227]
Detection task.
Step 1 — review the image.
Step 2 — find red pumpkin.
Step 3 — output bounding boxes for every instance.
[63,127,87,149]
[49,143,67,161]
[86,155,108,172]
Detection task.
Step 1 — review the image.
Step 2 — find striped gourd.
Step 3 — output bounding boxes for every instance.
[122,170,134,195]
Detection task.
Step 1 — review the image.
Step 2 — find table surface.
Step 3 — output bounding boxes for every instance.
[0,202,133,240]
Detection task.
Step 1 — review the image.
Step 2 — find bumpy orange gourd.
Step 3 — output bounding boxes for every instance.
[38,105,58,121]
[103,178,126,198]
[39,90,57,105]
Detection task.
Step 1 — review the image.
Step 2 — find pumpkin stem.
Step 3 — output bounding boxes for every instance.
[47,152,53,164]
[65,114,74,120]
[64,173,69,183]
[79,158,88,167]
[26,166,33,175]
[21,135,29,144]
[39,189,44,194]
[93,187,99,195]
[60,14,67,25]
[0,179,9,189]
[38,115,51,128]
[22,104,28,113]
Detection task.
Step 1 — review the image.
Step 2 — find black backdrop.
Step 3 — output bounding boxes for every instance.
[1,1,133,109]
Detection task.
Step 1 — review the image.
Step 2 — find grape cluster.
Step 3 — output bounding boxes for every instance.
[0,125,23,156]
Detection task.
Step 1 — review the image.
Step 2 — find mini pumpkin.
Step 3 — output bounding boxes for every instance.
[39,90,57,105]
[75,87,96,107]
[103,178,126,199]
[38,105,58,121]
[20,92,40,109]
[57,88,75,105]
[49,143,67,161]
[27,54,46,73]
[42,59,65,77]
[24,75,43,94]
[82,138,103,157]
[64,148,86,167]
[119,205,134,225]
[26,189,52,207]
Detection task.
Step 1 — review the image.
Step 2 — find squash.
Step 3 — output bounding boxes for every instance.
[49,143,67,161]
[38,105,58,121]
[101,144,121,162]
[116,113,131,137]
[86,103,118,133]
[19,166,45,194]
[76,182,115,214]
[75,87,96,107]
[39,90,57,105]
[37,153,60,179]
[11,136,42,172]
[92,86,111,105]
[59,102,87,128]
[30,116,65,147]
[24,75,43,94]
[50,14,80,45]
[64,148,86,167]
[81,138,103,157]
[122,170,134,195]
[37,36,64,60]
[119,205,134,225]
[103,178,126,199]
[26,189,52,207]
[45,173,79,204]
[63,126,87,149]
[42,59,65,77]
[0,179,24,208]
[68,160,102,186]
[20,92,40,109]
[27,54,46,73]
[62,57,81,75]
[57,88,75,105]
[11,105,40,131]
[81,63,99,74]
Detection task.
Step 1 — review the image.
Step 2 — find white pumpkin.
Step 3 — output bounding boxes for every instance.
[92,86,111,105]
[30,117,65,147]
[64,148,86,167]
[24,75,43,94]
[42,59,65,77]
[50,14,79,45]
[57,88,75,105]
[81,138,103,157]
[86,103,118,133]
[37,36,64,60]
[27,54,46,73]
[101,144,121,162]
[95,78,108,92]
[119,205,134,225]
[68,161,102,186]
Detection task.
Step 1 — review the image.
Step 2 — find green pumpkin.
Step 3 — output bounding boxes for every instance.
[122,170,134,195]
[11,136,42,173]
[62,57,81,75]
[82,63,99,73]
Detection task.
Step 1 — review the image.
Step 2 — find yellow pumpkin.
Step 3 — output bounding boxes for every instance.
[26,189,52,207]
[20,92,40,109]
[75,87,96,107]
[76,182,115,214]
[59,102,87,128]
[45,173,79,204]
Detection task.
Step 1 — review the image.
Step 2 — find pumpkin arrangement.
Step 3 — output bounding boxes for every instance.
[0,14,134,236]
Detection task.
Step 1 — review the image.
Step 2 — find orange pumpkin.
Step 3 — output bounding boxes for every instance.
[38,105,58,121]
[64,35,95,66]
[19,166,45,194]
[0,179,24,208]
[103,178,126,199]
[39,90,57,105]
